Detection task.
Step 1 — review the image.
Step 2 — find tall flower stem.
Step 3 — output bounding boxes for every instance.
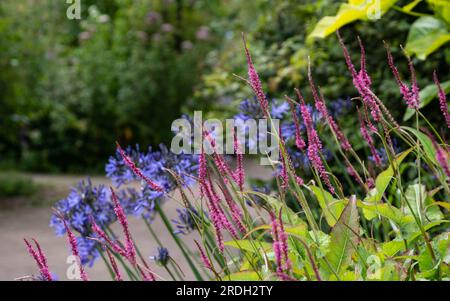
[142,217,183,280]
[155,202,203,281]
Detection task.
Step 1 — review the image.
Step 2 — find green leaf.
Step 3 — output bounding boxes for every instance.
[402,127,438,165]
[403,80,450,121]
[308,0,397,40]
[224,240,272,254]
[356,201,414,225]
[326,196,360,274]
[365,148,413,203]
[405,16,450,60]
[404,184,427,218]
[309,185,345,227]
[403,0,423,12]
[246,192,305,226]
[227,271,260,281]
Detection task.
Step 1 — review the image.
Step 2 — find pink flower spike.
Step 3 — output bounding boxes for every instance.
[242,34,269,117]
[337,32,381,121]
[359,111,382,166]
[233,130,245,191]
[106,248,123,281]
[24,238,52,281]
[110,187,136,265]
[308,63,352,152]
[199,150,207,196]
[116,142,164,192]
[278,127,289,190]
[194,240,213,270]
[137,265,155,281]
[277,210,292,272]
[91,218,127,258]
[385,44,419,109]
[429,135,450,179]
[285,96,306,150]
[433,71,450,129]
[218,185,246,235]
[62,220,89,281]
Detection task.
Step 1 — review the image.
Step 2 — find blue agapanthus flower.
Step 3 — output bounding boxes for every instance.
[49,178,116,267]
[50,178,115,236]
[150,247,170,266]
[105,144,198,220]
[171,207,201,235]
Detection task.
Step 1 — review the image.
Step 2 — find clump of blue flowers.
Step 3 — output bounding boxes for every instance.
[50,144,198,267]
[49,178,115,266]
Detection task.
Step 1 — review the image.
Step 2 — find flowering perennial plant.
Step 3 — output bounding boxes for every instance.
[22,31,449,282]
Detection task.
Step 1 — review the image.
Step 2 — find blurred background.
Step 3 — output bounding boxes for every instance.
[0,0,448,280]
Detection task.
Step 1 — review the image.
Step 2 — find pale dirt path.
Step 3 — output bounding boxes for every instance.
[0,161,272,281]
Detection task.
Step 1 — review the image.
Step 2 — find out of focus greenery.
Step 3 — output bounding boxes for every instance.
[0,173,36,198]
[0,0,448,173]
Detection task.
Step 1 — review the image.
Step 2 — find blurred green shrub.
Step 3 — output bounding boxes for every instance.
[0,173,36,197]
[0,0,223,172]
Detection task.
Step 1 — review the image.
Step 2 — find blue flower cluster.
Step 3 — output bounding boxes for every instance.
[150,247,170,266]
[106,144,198,219]
[50,144,199,266]
[49,178,116,266]
[171,207,201,235]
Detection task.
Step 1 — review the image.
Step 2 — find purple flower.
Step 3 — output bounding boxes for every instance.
[150,247,170,266]
[172,207,199,235]
[385,44,420,110]
[433,71,450,129]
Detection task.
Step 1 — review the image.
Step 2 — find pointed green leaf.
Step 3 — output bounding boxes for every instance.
[365,148,413,203]
[326,196,360,274]
[309,185,345,227]
[405,16,450,60]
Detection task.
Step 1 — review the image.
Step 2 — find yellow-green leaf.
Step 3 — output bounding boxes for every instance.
[308,0,397,40]
[309,185,345,227]
[365,148,413,203]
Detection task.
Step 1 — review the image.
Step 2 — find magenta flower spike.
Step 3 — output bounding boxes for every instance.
[242,34,269,117]
[296,89,335,194]
[194,240,213,271]
[233,130,245,191]
[24,238,53,281]
[269,211,291,278]
[337,32,382,121]
[278,127,289,190]
[110,187,136,265]
[204,178,239,239]
[358,110,382,166]
[116,142,164,192]
[199,150,207,197]
[307,61,352,152]
[277,210,292,272]
[91,218,128,258]
[269,212,283,274]
[137,265,156,281]
[106,248,123,281]
[218,185,246,235]
[285,96,306,150]
[62,220,89,281]
[385,44,420,110]
[433,71,450,129]
[429,135,450,179]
